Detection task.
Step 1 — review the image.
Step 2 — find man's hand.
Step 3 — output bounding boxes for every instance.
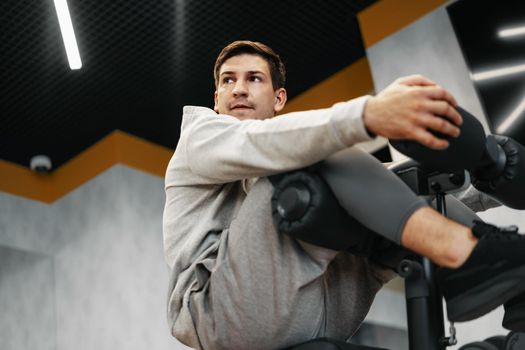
[363,75,463,150]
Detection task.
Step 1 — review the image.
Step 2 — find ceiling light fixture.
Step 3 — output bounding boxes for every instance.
[53,0,82,70]
[471,63,525,81]
[499,26,525,39]
[497,97,525,134]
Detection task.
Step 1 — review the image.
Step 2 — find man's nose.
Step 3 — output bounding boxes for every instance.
[232,80,248,96]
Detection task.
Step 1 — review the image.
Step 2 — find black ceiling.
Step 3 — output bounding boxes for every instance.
[1,0,376,170]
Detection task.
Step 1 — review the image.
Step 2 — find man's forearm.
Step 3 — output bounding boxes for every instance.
[184,97,373,182]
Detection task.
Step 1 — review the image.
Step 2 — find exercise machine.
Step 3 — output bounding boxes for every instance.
[271,107,525,350]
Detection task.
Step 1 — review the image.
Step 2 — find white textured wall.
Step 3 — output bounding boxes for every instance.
[0,165,191,350]
[366,6,488,127]
[365,279,406,329]
[0,247,56,350]
[365,4,525,349]
[367,5,490,163]
[0,191,58,255]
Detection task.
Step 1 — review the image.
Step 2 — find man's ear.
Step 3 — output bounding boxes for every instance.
[213,91,219,113]
[274,88,287,114]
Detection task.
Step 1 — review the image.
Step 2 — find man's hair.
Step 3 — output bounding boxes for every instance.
[214,40,286,90]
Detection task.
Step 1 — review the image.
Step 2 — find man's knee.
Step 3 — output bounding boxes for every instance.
[269,167,413,271]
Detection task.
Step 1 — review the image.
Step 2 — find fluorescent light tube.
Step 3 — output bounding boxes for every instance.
[471,63,525,81]
[499,26,525,39]
[497,97,525,134]
[54,0,82,70]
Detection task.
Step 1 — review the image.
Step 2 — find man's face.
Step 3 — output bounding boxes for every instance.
[214,54,287,120]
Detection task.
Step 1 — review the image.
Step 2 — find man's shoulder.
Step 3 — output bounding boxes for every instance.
[183,105,215,117]
[181,106,216,132]
[182,105,239,128]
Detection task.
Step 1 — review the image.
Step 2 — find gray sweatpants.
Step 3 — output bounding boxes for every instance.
[320,148,480,243]
[190,148,479,350]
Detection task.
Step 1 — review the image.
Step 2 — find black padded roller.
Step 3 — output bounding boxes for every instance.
[271,170,370,251]
[390,106,486,172]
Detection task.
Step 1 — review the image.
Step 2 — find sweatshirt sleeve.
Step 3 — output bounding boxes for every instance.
[185,96,373,183]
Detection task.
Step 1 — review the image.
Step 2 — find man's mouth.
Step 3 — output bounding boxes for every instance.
[231,103,253,110]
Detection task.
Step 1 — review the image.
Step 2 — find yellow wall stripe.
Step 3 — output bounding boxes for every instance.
[0,159,56,203]
[281,57,374,114]
[358,0,448,48]
[0,131,173,203]
[114,131,174,177]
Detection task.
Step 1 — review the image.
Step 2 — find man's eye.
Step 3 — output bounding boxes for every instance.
[250,76,262,82]
[223,77,234,84]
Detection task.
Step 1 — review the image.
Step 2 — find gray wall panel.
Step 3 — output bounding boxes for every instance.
[0,193,56,255]
[0,246,56,350]
[366,6,490,150]
[52,165,183,350]
[1,165,190,350]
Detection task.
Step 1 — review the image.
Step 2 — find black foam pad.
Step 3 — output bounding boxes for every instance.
[390,106,486,172]
[472,135,525,210]
[484,336,506,350]
[504,331,525,350]
[271,170,370,251]
[458,341,498,350]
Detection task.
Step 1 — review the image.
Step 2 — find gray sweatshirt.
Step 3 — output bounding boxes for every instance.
[163,97,374,343]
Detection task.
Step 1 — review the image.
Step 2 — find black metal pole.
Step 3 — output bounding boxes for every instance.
[430,194,448,346]
[402,192,449,350]
[401,256,445,350]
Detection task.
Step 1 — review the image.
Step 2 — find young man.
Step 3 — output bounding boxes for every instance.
[163,41,525,350]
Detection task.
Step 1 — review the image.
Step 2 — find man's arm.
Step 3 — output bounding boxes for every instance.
[184,97,372,183]
[185,74,463,183]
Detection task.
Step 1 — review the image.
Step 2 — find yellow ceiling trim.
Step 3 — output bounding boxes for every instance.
[358,0,448,48]
[281,57,374,114]
[113,131,174,177]
[0,130,173,204]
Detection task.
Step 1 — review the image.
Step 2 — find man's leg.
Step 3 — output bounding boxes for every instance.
[401,207,476,268]
[189,178,384,350]
[316,147,525,322]
[318,147,477,268]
